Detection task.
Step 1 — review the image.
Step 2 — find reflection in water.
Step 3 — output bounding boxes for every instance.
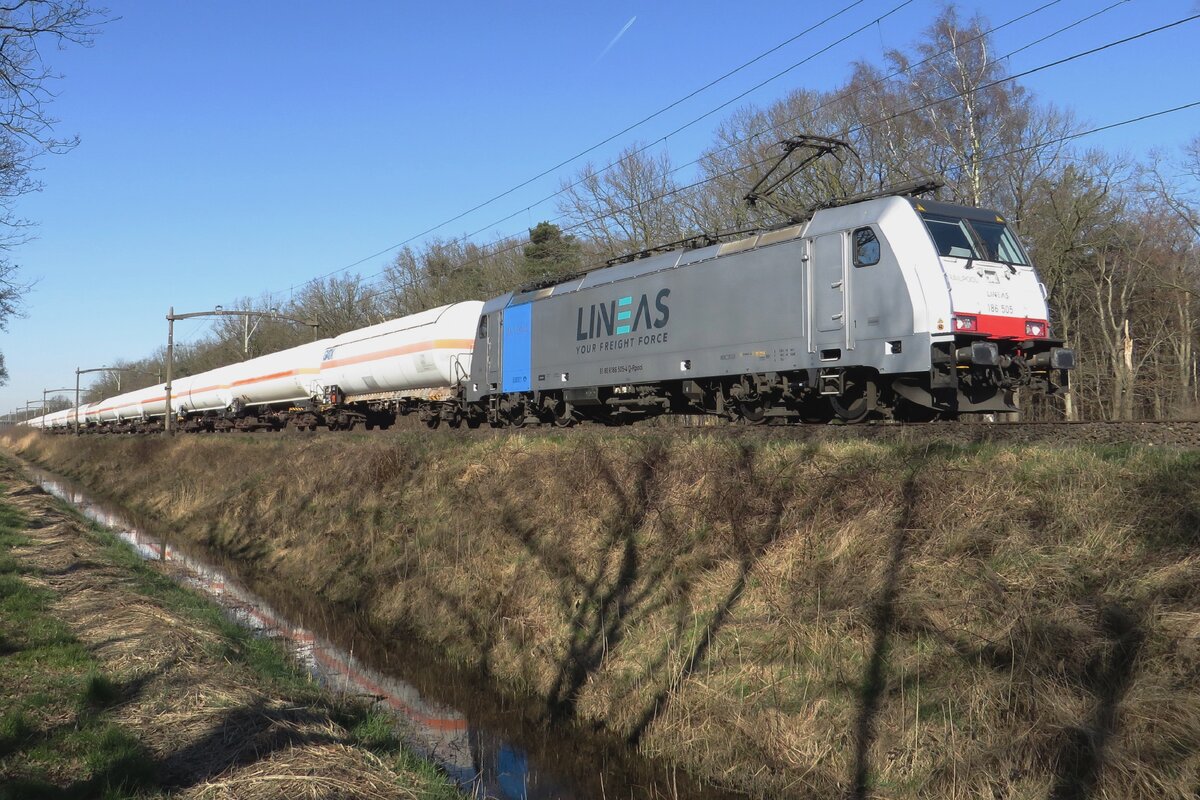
[35,472,561,799]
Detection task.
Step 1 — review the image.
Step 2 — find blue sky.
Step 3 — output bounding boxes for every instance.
[4,0,1199,414]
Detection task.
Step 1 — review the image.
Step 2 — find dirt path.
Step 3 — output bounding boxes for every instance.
[0,461,454,799]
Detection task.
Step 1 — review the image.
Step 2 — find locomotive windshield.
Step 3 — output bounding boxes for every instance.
[920,212,1029,266]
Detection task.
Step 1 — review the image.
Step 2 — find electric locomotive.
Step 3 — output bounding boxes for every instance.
[461,194,1074,426]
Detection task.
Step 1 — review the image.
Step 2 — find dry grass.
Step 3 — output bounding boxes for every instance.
[186,744,424,800]
[8,429,1200,798]
[0,454,457,799]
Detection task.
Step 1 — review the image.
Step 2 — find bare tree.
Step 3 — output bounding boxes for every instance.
[288,274,383,337]
[0,1,106,383]
[884,7,1035,207]
[557,143,689,260]
[383,235,523,316]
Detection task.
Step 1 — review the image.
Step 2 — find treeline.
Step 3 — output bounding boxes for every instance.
[86,7,1199,421]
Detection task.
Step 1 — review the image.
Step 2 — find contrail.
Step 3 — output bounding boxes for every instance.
[596,15,636,62]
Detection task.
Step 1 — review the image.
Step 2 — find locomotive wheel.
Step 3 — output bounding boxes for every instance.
[892,398,940,423]
[738,399,768,425]
[831,374,875,423]
[424,416,441,430]
[545,397,576,428]
[798,399,834,424]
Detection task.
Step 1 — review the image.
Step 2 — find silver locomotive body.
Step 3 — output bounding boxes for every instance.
[465,195,1073,425]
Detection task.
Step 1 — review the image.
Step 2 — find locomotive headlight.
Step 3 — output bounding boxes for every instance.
[1025,320,1047,337]
[952,315,977,332]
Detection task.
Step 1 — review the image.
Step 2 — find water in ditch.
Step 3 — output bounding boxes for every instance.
[28,464,745,800]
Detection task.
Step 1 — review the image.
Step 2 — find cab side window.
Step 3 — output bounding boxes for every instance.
[852,227,880,267]
[478,316,488,338]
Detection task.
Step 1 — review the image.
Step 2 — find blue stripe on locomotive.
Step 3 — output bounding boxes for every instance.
[501,301,532,393]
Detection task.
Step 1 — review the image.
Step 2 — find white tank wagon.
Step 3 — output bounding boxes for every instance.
[173,364,238,417]
[169,338,334,432]
[93,389,142,427]
[316,301,483,429]
[44,410,72,430]
[45,302,482,435]
[226,338,333,408]
[71,384,161,432]
[127,383,170,424]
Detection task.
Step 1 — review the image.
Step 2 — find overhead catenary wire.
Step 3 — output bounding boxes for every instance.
[341,98,1200,311]
[195,4,1194,353]
[334,11,1200,307]
[271,0,1094,306]
[446,0,1098,255]
[276,0,880,299]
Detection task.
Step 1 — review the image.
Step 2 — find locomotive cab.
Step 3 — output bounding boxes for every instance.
[903,198,1074,413]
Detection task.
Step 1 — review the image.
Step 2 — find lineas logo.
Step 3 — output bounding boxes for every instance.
[576,288,670,341]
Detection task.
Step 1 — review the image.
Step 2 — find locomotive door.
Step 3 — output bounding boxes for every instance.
[500,302,532,393]
[485,312,500,390]
[809,232,847,351]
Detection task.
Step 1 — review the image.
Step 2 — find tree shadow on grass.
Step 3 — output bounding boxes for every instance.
[0,664,170,796]
[1,698,350,799]
[157,700,345,790]
[625,444,796,746]
[537,446,664,724]
[849,473,920,800]
[488,440,719,728]
[1047,604,1144,800]
[1132,455,1200,551]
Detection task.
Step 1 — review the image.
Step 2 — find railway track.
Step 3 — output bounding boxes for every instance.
[27,417,1200,449]
[378,416,1200,449]
[669,418,1200,448]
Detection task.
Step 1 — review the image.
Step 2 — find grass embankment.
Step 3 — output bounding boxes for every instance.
[7,430,1200,798]
[0,455,459,799]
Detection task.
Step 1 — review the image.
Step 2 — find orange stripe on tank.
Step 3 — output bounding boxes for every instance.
[320,338,475,371]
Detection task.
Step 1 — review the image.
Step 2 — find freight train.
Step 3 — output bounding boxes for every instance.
[26,193,1074,433]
